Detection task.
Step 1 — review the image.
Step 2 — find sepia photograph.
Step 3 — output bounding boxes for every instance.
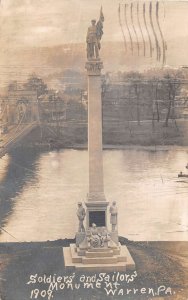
[0,0,188,299]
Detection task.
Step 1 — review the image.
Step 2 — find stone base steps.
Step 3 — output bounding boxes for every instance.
[86,250,114,258]
[63,244,135,272]
[82,256,118,264]
[77,245,121,256]
[87,247,111,252]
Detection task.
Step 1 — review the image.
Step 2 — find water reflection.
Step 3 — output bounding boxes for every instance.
[0,147,40,231]
[0,147,187,242]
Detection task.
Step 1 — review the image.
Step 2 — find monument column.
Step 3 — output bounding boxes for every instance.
[85,60,108,229]
[86,61,105,201]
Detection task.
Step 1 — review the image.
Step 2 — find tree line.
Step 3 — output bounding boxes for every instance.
[102,68,188,127]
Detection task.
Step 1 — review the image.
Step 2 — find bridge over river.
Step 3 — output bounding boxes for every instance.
[0,89,40,157]
[0,122,38,158]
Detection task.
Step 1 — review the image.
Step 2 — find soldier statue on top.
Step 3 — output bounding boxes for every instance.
[86,7,104,60]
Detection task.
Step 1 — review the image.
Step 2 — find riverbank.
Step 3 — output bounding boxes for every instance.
[74,144,188,151]
[21,119,188,148]
[0,239,187,299]
[15,142,188,153]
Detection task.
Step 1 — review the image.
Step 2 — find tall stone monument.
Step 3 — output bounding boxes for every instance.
[63,8,135,271]
[85,12,108,231]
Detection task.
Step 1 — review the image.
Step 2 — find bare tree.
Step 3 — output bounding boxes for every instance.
[147,77,160,128]
[127,72,143,126]
[162,72,183,127]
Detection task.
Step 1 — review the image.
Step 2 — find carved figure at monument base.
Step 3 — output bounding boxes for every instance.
[110,201,118,231]
[77,202,86,232]
[87,223,111,248]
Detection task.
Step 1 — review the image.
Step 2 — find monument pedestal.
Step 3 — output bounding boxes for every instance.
[63,243,135,272]
[64,223,135,272]
[75,232,85,247]
[110,230,119,245]
[85,201,109,228]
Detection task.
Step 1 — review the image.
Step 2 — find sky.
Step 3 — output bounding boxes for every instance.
[0,0,188,48]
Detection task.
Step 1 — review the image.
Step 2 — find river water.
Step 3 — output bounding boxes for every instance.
[0,146,188,242]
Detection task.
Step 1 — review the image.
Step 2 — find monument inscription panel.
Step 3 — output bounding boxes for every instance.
[89,211,105,227]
